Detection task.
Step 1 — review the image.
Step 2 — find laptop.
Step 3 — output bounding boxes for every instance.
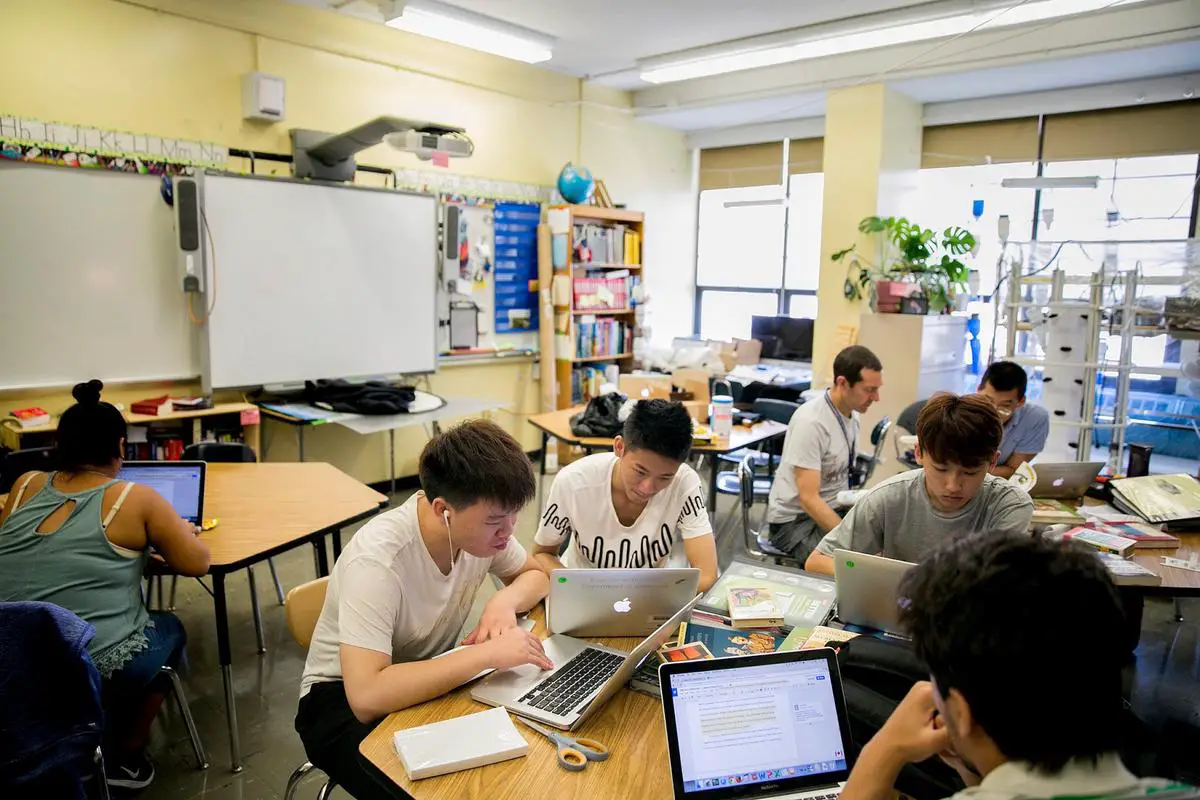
[117,461,206,524]
[547,568,700,637]
[1029,462,1104,499]
[660,649,853,799]
[832,550,914,637]
[470,593,701,731]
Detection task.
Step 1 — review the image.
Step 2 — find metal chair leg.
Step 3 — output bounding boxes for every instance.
[1174,597,1184,623]
[316,780,338,800]
[155,575,165,611]
[284,762,318,800]
[168,575,178,611]
[267,557,285,606]
[161,666,209,770]
[94,746,112,800]
[247,567,266,654]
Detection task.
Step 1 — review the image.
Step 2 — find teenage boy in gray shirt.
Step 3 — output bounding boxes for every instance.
[805,393,1033,576]
[765,346,884,563]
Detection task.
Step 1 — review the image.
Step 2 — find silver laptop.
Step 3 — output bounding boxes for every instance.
[117,461,206,524]
[833,549,915,637]
[660,649,853,799]
[470,594,701,731]
[547,568,700,637]
[1030,462,1104,499]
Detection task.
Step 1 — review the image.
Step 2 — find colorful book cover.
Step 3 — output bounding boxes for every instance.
[679,620,784,658]
[727,586,783,625]
[698,560,836,629]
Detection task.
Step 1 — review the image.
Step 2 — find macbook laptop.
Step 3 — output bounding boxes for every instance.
[470,593,701,731]
[117,461,206,524]
[660,649,854,799]
[1029,462,1104,499]
[547,568,700,637]
[832,550,914,637]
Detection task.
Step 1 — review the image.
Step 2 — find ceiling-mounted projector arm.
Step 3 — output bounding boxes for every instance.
[291,115,467,181]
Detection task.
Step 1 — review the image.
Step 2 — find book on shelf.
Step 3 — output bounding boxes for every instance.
[573,222,639,266]
[727,587,785,628]
[1094,552,1162,587]
[574,317,632,359]
[171,396,213,411]
[1031,498,1085,525]
[1110,474,1200,526]
[131,396,174,417]
[1081,521,1179,550]
[7,407,50,429]
[1060,527,1137,557]
[572,274,640,311]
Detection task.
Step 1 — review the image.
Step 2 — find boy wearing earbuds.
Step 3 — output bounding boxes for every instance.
[296,420,552,800]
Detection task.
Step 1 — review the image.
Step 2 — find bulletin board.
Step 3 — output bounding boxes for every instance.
[493,202,540,334]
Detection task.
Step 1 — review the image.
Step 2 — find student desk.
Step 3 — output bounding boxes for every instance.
[1129,533,1200,597]
[359,606,674,799]
[527,406,788,513]
[201,462,387,771]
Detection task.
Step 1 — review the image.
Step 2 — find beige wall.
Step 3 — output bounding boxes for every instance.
[2,0,690,483]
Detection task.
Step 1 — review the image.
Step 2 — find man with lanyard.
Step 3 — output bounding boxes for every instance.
[763,345,883,563]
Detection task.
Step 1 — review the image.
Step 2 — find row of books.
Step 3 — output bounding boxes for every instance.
[574,319,633,359]
[572,275,640,311]
[569,366,609,406]
[573,223,640,266]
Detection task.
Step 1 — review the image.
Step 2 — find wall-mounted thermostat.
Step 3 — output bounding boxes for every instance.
[241,72,285,122]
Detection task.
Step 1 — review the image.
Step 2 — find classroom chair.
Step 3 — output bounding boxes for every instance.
[850,416,892,488]
[159,666,208,770]
[717,398,801,470]
[733,454,800,568]
[894,400,927,470]
[0,446,57,493]
[283,577,337,800]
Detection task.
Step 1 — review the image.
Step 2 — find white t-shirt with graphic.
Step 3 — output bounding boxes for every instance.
[299,492,528,697]
[534,453,712,570]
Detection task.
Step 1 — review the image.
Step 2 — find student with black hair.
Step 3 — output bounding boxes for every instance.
[841,532,1193,800]
[977,360,1049,478]
[0,380,211,790]
[297,419,551,800]
[532,399,718,591]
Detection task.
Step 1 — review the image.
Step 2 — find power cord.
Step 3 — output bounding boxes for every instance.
[187,207,218,325]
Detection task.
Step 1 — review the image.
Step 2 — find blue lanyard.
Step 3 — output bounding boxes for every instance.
[824,391,855,459]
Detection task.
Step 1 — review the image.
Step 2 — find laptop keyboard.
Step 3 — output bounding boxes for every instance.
[518,647,625,717]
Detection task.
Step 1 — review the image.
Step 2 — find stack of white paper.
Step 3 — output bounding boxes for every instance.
[392,707,529,780]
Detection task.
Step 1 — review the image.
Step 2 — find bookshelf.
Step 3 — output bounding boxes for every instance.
[541,204,647,411]
[1,402,261,460]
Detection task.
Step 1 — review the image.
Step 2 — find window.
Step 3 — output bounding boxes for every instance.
[696,185,784,288]
[697,290,779,341]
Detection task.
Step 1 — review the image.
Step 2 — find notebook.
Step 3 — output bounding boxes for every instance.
[392,707,528,779]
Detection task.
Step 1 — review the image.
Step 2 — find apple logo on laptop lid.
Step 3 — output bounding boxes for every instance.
[613,598,632,614]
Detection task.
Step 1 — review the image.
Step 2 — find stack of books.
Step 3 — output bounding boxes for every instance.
[1110,474,1200,532]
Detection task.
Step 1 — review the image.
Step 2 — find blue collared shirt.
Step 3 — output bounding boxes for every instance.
[998,402,1050,462]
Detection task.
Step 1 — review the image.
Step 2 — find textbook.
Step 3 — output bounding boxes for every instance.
[1062,528,1138,558]
[130,396,173,417]
[1111,474,1200,526]
[7,407,50,429]
[1095,552,1161,587]
[793,625,860,654]
[698,559,836,629]
[1031,498,1085,525]
[392,707,528,779]
[678,620,785,657]
[1083,521,1179,550]
[727,586,784,628]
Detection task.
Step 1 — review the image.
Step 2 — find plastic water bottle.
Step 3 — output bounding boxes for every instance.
[711,385,734,440]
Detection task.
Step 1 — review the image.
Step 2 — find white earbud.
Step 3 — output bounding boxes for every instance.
[442,510,451,528]
[442,509,456,568]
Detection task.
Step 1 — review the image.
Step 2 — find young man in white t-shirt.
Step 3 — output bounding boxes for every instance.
[532,399,718,591]
[840,533,1193,800]
[295,420,553,800]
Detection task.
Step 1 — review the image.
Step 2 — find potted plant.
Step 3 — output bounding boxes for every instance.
[833,216,976,313]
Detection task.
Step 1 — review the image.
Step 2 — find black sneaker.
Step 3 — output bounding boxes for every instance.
[106,752,155,791]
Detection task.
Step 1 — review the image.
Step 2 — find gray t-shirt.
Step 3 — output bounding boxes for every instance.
[815,469,1034,561]
[766,392,859,525]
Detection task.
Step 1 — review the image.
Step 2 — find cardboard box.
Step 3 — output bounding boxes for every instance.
[619,374,672,400]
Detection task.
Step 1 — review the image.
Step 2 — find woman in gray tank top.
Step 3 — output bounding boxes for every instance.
[0,380,211,791]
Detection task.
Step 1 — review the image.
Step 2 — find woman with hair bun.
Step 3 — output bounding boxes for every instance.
[0,379,211,791]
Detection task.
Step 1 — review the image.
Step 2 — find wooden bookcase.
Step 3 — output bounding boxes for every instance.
[541,205,646,412]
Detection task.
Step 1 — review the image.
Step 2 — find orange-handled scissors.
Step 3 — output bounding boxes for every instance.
[516,717,609,772]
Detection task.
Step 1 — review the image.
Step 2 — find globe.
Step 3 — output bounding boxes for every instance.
[557,162,596,204]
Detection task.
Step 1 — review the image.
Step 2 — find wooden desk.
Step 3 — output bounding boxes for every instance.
[527,405,788,513]
[360,607,673,799]
[202,463,387,771]
[1130,533,1200,596]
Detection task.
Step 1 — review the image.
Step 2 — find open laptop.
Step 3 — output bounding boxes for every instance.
[660,649,853,799]
[547,568,700,637]
[117,461,206,524]
[471,593,701,731]
[832,549,915,637]
[1029,462,1104,499]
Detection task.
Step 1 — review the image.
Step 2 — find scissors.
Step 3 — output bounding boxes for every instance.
[516,717,610,772]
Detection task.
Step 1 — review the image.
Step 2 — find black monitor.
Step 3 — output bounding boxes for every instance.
[751,315,814,362]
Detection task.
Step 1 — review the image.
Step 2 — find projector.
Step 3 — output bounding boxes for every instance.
[384,129,473,160]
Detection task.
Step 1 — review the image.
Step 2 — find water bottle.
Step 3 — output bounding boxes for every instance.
[710,380,734,440]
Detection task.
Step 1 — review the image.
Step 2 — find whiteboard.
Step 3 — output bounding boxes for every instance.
[0,162,199,390]
[199,174,438,389]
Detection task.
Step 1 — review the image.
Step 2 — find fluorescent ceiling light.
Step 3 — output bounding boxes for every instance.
[639,0,1146,84]
[386,0,555,64]
[1001,176,1101,189]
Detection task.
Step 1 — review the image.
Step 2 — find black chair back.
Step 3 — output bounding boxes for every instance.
[0,447,57,494]
[897,400,926,434]
[752,398,800,425]
[181,442,256,463]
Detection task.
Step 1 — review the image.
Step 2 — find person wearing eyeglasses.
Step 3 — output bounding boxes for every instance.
[977,361,1049,479]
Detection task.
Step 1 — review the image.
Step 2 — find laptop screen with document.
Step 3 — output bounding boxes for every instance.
[661,650,852,798]
[117,461,205,524]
